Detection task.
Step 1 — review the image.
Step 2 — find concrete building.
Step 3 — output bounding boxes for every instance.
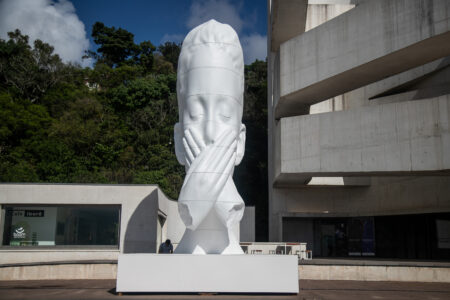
[0,184,255,280]
[268,0,450,260]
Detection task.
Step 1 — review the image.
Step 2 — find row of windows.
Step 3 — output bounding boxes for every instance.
[2,205,120,246]
[283,213,450,260]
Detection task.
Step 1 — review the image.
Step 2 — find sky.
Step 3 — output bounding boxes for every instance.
[0,0,267,66]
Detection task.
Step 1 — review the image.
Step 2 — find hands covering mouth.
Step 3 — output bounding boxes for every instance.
[178,128,237,230]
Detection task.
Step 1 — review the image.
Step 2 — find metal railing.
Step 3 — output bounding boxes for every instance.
[239,242,312,260]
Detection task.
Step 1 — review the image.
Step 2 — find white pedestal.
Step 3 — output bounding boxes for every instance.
[116,254,299,293]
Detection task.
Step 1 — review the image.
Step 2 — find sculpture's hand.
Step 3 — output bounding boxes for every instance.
[178,128,237,230]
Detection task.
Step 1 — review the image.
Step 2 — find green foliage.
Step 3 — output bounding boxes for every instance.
[89,22,139,67]
[0,25,268,239]
[158,42,181,70]
[108,75,174,111]
[0,30,70,103]
[0,160,39,182]
[89,63,142,90]
[0,93,52,149]
[88,22,156,71]
[137,41,156,73]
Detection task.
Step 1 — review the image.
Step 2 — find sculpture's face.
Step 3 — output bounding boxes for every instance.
[182,69,241,144]
[175,66,246,168]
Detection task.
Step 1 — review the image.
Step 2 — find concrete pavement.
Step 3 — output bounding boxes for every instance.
[1,279,450,300]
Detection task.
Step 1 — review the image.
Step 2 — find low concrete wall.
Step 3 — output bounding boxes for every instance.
[2,260,450,282]
[299,265,450,283]
[0,249,119,265]
[0,263,117,280]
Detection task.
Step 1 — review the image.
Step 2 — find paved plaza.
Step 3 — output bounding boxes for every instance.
[1,279,450,300]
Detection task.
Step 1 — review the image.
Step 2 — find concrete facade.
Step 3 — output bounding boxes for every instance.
[276,0,450,118]
[277,95,450,181]
[268,0,450,261]
[0,184,184,264]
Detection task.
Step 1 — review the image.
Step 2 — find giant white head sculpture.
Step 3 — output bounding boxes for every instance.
[174,20,246,254]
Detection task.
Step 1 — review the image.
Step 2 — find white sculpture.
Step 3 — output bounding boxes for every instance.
[174,20,246,254]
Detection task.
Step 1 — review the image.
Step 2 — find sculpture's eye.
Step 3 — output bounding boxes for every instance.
[186,97,204,121]
[190,113,203,121]
[220,114,231,122]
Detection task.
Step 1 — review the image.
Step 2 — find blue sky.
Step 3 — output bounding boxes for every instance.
[0,0,267,66]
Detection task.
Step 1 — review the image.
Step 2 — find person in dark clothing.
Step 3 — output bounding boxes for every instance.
[159,239,173,253]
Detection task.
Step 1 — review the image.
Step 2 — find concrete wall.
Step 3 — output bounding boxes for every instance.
[157,188,185,244]
[270,0,307,52]
[343,58,450,110]
[268,0,361,240]
[277,0,450,118]
[3,262,450,282]
[277,95,450,180]
[268,0,450,243]
[305,2,354,32]
[0,263,117,280]
[0,249,119,265]
[299,264,450,282]
[0,184,183,262]
[274,176,450,218]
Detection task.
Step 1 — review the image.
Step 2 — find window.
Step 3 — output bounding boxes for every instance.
[2,205,120,246]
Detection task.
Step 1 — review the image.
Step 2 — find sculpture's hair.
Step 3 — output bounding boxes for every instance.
[178,19,244,75]
[177,20,244,115]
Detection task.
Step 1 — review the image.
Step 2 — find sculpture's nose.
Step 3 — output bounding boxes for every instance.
[204,120,216,145]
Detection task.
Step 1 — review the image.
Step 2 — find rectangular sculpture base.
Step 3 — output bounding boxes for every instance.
[116,254,299,294]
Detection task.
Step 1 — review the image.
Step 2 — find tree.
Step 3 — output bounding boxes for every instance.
[0,30,67,102]
[88,22,156,72]
[158,42,181,70]
[89,22,139,67]
[107,74,174,111]
[137,41,156,73]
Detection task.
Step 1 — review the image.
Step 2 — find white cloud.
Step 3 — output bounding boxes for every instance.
[160,33,184,45]
[241,33,267,64]
[187,0,244,34]
[0,0,91,67]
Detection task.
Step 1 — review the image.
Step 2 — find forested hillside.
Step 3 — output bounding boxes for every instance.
[0,23,268,240]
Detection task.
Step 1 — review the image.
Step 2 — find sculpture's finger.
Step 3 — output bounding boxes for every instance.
[183,137,195,165]
[191,129,233,173]
[190,128,206,151]
[185,129,200,157]
[223,151,237,176]
[185,156,191,169]
[208,129,236,170]
[215,128,236,148]
[215,152,236,193]
[210,140,237,172]
[200,129,233,170]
